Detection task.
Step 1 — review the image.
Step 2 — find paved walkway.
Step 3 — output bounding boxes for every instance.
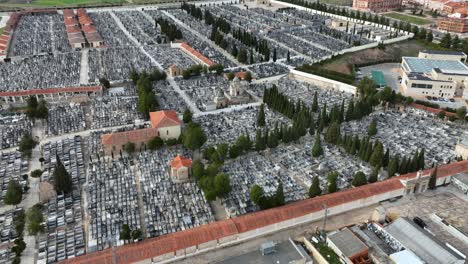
[80,49,90,85]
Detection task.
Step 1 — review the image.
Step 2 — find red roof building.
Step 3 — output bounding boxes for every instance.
[170,155,192,169]
[180,43,216,67]
[149,110,181,129]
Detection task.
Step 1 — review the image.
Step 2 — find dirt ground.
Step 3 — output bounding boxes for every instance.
[323,40,428,75]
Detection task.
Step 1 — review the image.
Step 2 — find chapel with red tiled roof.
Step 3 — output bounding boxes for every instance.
[101,110,182,154]
[169,155,192,182]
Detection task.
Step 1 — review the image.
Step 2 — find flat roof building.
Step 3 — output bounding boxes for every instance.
[384,218,465,264]
[401,56,468,99]
[327,227,369,264]
[389,249,424,264]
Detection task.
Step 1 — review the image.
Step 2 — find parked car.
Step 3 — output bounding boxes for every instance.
[413,217,426,228]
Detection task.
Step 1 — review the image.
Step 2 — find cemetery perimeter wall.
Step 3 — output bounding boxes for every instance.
[289,69,357,94]
[62,160,468,264]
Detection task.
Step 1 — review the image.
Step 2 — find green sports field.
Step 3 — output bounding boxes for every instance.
[383,12,433,25]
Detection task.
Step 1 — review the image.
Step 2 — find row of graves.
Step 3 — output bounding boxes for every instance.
[0,113,32,150]
[38,136,87,263]
[341,110,468,165]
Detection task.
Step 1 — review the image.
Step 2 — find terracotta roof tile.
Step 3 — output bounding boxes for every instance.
[180,43,215,66]
[149,110,180,129]
[170,155,192,169]
[409,103,457,117]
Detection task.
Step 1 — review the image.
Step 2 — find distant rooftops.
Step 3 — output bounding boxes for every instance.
[403,57,468,74]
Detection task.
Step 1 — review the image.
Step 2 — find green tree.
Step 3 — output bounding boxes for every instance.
[26,204,44,235]
[275,180,284,206]
[30,169,43,178]
[237,48,248,63]
[25,96,38,119]
[326,121,340,143]
[428,164,438,189]
[250,185,264,206]
[214,173,231,197]
[183,108,193,123]
[456,106,466,120]
[440,33,451,48]
[19,134,37,158]
[352,171,367,187]
[387,156,399,178]
[311,91,318,112]
[438,111,446,119]
[148,136,164,150]
[327,171,338,193]
[4,180,23,206]
[120,224,131,242]
[124,142,135,154]
[257,104,266,127]
[368,166,379,183]
[369,142,384,168]
[53,155,73,194]
[131,229,142,241]
[426,31,433,42]
[368,120,377,136]
[244,71,252,82]
[183,123,207,151]
[308,176,322,198]
[312,133,323,157]
[192,160,205,180]
[35,100,48,119]
[216,143,229,162]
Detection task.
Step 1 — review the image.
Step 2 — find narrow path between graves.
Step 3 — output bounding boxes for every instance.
[80,49,90,85]
[133,163,147,238]
[161,10,242,67]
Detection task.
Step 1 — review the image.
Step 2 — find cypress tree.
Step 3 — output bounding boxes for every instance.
[367,120,377,136]
[312,133,323,157]
[53,155,73,194]
[383,148,390,168]
[387,156,399,178]
[346,100,354,121]
[308,176,322,198]
[312,91,318,112]
[327,171,338,193]
[368,166,379,183]
[275,180,284,206]
[257,104,266,127]
[369,142,384,168]
[352,171,367,187]
[325,122,340,145]
[418,148,425,170]
[428,164,438,189]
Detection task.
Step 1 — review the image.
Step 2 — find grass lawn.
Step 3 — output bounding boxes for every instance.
[315,243,341,264]
[384,12,433,25]
[0,28,3,35]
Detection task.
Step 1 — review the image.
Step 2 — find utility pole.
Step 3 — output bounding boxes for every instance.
[321,204,329,238]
